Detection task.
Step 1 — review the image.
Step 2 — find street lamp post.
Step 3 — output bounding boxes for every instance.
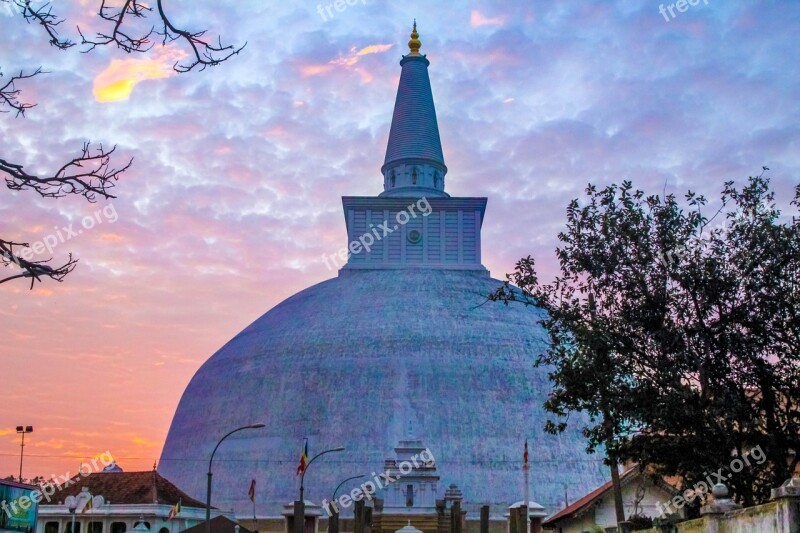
[205,424,265,533]
[299,446,345,502]
[329,474,366,533]
[16,426,32,482]
[295,447,345,533]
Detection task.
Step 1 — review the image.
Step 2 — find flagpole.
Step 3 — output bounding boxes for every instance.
[249,479,257,531]
[524,466,530,533]
[523,440,530,533]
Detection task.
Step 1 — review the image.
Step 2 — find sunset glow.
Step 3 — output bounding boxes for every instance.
[2,1,799,487]
[93,48,186,102]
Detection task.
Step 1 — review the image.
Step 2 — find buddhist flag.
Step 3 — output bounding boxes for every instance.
[249,479,256,503]
[82,495,93,514]
[296,439,309,475]
[524,439,529,466]
[168,499,181,520]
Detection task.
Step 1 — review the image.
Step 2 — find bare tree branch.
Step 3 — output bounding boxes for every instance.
[0,142,129,289]
[156,0,247,72]
[0,67,45,117]
[2,143,131,202]
[78,0,155,54]
[5,0,244,71]
[0,239,77,288]
[1,0,242,289]
[5,0,75,49]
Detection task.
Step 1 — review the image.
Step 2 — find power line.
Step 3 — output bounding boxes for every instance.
[0,452,606,465]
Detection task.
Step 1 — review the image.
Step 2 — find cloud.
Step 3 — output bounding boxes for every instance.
[470,10,507,27]
[33,438,65,449]
[357,44,393,56]
[330,56,359,68]
[300,64,335,77]
[4,0,800,486]
[93,47,188,103]
[301,43,393,77]
[132,436,161,447]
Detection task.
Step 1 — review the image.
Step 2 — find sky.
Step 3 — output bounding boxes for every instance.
[1,0,799,481]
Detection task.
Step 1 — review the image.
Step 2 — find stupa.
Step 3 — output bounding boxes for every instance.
[158,22,606,517]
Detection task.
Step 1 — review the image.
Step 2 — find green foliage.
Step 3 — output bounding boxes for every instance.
[492,171,800,506]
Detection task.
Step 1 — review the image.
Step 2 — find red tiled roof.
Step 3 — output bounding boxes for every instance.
[41,471,207,509]
[543,466,640,525]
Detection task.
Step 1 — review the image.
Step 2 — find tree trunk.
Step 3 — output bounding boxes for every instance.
[610,460,625,524]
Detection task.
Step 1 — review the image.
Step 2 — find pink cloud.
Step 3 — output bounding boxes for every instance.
[470,10,507,27]
[2,0,798,482]
[300,43,392,78]
[357,44,393,56]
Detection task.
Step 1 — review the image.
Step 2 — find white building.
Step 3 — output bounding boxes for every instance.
[542,466,683,532]
[36,468,234,533]
[381,438,439,516]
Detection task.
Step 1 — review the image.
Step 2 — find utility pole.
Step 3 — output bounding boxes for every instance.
[16,426,33,482]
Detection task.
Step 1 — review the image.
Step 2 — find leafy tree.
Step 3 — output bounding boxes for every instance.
[2,474,44,484]
[1,0,244,288]
[492,171,800,507]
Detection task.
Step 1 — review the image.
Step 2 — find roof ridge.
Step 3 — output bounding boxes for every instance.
[543,464,642,524]
[42,469,209,509]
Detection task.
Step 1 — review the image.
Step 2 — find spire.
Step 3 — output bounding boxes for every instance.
[380,21,448,198]
[339,21,488,274]
[408,20,421,56]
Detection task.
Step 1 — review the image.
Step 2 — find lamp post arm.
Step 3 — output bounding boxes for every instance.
[300,448,341,493]
[333,475,367,501]
[206,424,264,533]
[298,447,345,503]
[209,427,250,473]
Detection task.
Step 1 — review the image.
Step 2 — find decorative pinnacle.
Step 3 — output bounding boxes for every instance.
[408,19,421,56]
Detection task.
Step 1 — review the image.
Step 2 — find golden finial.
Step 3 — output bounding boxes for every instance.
[408,19,421,56]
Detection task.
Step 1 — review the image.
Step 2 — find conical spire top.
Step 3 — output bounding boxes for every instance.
[380,20,447,198]
[408,20,421,56]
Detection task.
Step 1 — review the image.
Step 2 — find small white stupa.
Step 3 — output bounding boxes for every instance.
[395,521,423,533]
